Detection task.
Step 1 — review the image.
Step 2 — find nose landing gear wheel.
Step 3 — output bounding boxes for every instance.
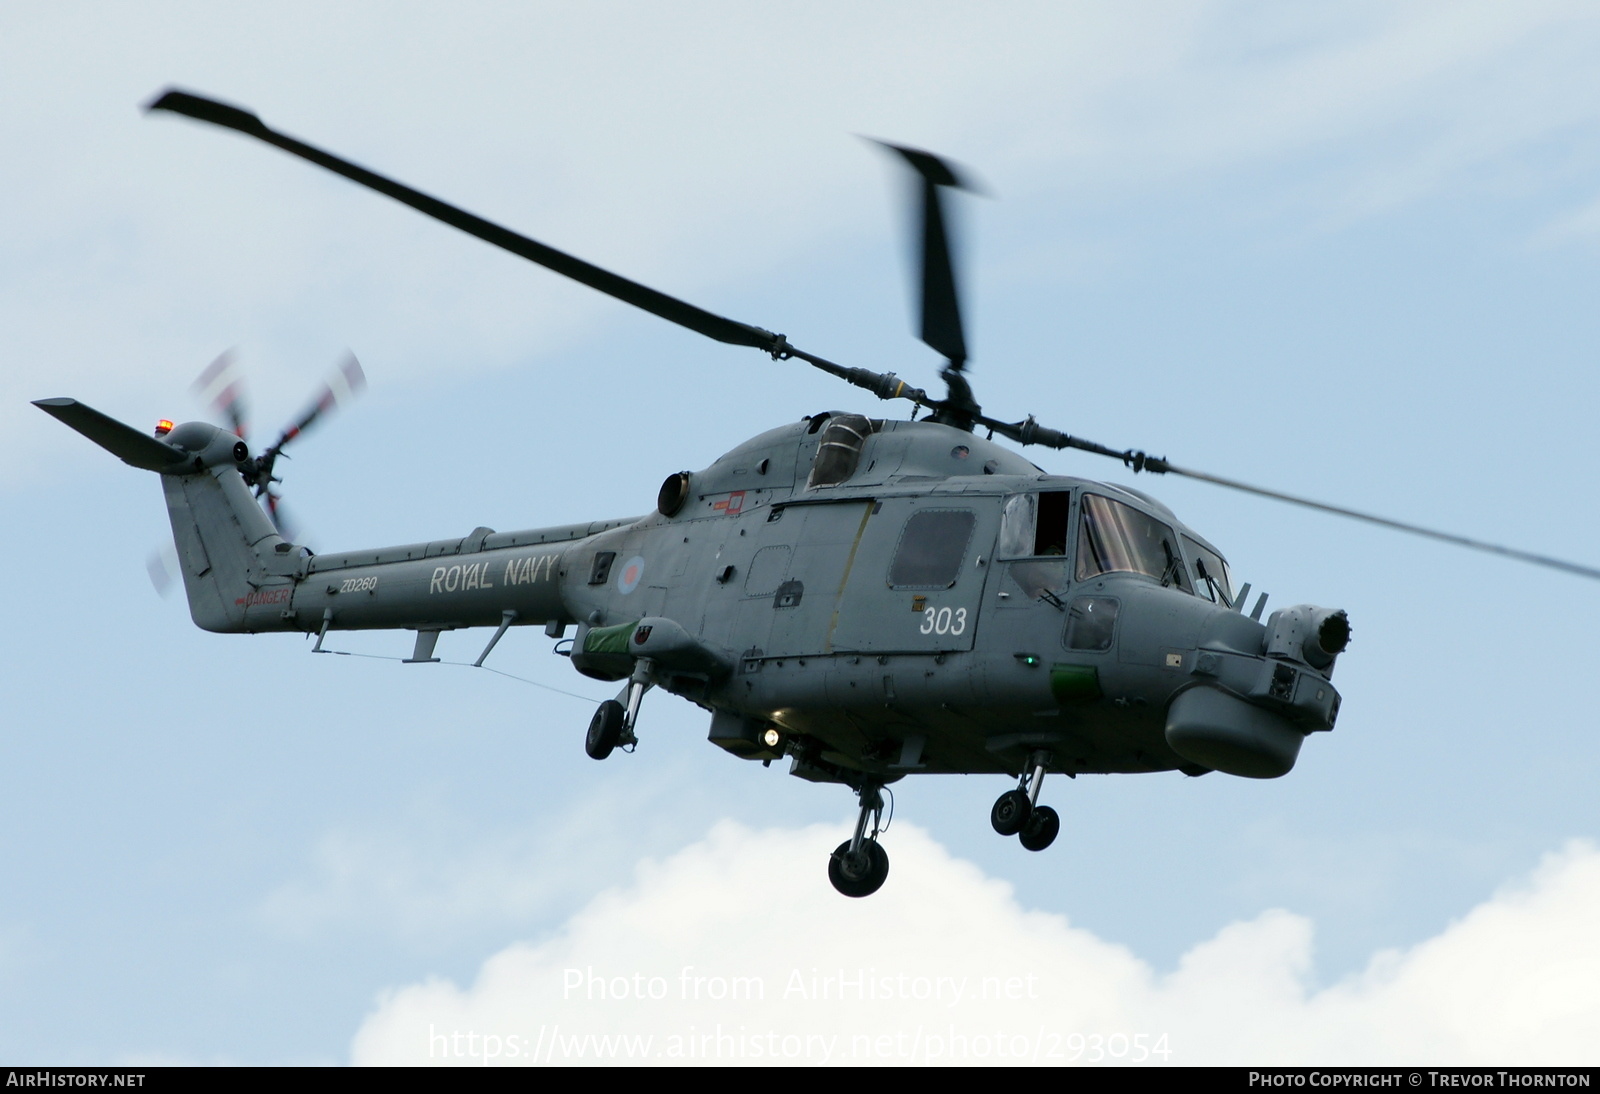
[585,699,625,760]
[990,788,1033,836]
[828,838,890,898]
[1019,805,1060,852]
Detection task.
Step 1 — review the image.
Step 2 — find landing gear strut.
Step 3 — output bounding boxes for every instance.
[991,750,1059,851]
[585,658,652,760]
[828,782,890,897]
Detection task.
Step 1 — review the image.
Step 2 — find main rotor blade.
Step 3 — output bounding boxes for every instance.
[146,89,785,354]
[1152,460,1600,582]
[147,90,966,419]
[875,141,971,370]
[988,411,1600,582]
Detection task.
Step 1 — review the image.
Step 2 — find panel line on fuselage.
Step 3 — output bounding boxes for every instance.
[823,502,877,654]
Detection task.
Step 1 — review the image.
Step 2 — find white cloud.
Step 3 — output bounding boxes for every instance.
[349,823,1600,1066]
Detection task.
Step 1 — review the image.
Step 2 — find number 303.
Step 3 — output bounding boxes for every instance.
[920,606,967,635]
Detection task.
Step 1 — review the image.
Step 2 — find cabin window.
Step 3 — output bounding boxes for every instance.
[1075,494,1190,592]
[889,508,975,589]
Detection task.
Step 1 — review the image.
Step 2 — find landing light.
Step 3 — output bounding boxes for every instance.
[762,728,782,749]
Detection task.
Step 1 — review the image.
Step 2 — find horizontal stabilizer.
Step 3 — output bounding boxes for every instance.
[33,398,190,472]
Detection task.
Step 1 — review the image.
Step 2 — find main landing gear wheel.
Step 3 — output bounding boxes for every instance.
[828,782,889,897]
[990,788,1033,836]
[1019,805,1060,852]
[829,838,890,898]
[585,699,625,760]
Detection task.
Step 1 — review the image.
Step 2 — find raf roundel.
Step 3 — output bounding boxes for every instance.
[616,556,646,596]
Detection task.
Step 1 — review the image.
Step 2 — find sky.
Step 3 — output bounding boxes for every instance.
[4,0,1600,1066]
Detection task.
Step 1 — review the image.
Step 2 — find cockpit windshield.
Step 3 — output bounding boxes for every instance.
[1076,493,1190,592]
[1183,535,1235,605]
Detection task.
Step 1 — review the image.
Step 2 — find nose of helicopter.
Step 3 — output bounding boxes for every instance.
[1166,686,1307,778]
[1164,602,1348,778]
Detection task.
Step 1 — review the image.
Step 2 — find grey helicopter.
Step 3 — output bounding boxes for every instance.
[36,90,1600,898]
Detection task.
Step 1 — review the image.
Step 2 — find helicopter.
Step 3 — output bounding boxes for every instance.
[34,90,1600,899]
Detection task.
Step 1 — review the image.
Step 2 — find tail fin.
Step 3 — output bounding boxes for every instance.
[35,399,301,632]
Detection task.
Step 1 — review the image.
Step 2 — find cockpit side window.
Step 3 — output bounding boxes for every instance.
[1183,535,1234,605]
[996,493,1035,558]
[1035,491,1069,555]
[997,491,1070,557]
[1075,494,1190,592]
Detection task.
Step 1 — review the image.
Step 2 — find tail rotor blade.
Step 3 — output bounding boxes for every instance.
[190,348,249,438]
[261,490,304,544]
[281,352,366,447]
[330,352,366,402]
[264,352,367,462]
[145,545,179,598]
[241,353,363,535]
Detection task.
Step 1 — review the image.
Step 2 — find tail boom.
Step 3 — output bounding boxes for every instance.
[38,400,628,640]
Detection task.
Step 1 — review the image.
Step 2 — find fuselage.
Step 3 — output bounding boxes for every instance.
[201,411,1342,783]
